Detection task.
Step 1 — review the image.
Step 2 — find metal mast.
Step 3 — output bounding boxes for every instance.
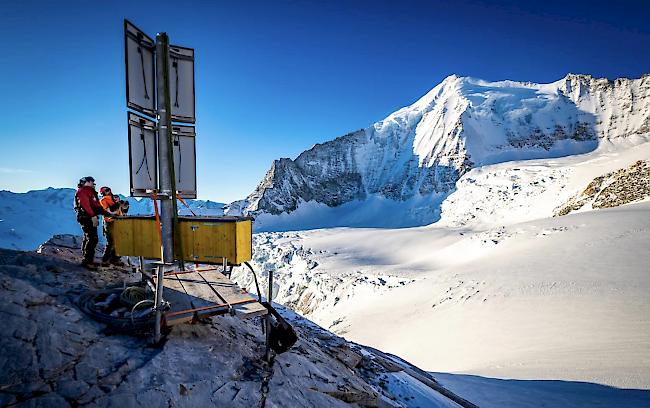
[153,32,177,343]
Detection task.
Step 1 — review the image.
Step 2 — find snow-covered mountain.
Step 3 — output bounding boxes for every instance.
[227,73,650,230]
[0,188,224,251]
[219,73,650,401]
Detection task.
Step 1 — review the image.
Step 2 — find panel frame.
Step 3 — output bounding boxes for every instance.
[124,19,157,118]
[171,124,197,198]
[128,111,159,197]
[168,44,196,124]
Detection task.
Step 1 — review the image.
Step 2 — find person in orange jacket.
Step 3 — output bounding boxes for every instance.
[99,186,127,266]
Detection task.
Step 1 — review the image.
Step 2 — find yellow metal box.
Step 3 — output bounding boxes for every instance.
[112,216,253,264]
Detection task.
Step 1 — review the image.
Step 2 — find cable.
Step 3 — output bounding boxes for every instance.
[244,262,263,303]
[137,45,150,101]
[174,133,182,183]
[131,299,155,328]
[173,58,180,108]
[120,286,148,307]
[136,130,153,181]
[77,286,155,333]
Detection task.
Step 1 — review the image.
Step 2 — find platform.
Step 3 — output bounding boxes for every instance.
[155,268,267,326]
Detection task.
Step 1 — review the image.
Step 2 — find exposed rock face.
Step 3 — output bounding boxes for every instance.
[555,160,650,216]
[0,239,470,407]
[37,233,105,259]
[229,74,650,222]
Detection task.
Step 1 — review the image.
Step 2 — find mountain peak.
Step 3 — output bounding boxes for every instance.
[564,72,594,81]
[228,73,650,229]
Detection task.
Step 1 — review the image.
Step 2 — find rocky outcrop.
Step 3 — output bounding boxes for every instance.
[0,239,469,407]
[555,160,650,216]
[229,74,650,221]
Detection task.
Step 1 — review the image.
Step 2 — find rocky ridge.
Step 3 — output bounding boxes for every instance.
[555,160,650,216]
[0,235,470,407]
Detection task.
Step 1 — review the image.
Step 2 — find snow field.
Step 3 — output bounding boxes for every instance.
[231,141,650,393]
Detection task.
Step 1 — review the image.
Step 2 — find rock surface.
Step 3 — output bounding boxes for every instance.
[0,237,469,407]
[555,160,650,216]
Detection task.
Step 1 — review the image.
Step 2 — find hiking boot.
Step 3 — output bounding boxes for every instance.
[110,258,125,267]
[81,260,98,270]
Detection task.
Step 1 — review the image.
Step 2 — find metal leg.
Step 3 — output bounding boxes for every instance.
[265,313,272,362]
[265,269,274,362]
[268,268,273,304]
[139,256,147,285]
[153,264,166,344]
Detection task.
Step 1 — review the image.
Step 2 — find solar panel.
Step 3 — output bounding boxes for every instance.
[128,112,158,196]
[125,20,156,118]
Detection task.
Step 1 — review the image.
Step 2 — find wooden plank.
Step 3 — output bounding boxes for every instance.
[162,278,194,309]
[195,270,254,303]
[234,302,268,319]
[171,272,222,309]
[161,284,194,323]
[165,300,266,326]
[161,269,267,325]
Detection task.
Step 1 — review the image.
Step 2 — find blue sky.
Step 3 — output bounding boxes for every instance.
[1,0,649,202]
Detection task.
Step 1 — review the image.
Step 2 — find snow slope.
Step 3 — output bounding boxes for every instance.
[228,141,650,402]
[433,372,650,408]
[439,137,650,228]
[0,188,224,251]
[233,201,650,392]
[228,73,650,229]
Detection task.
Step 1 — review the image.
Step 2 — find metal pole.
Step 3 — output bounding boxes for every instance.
[154,32,175,343]
[153,264,165,341]
[156,32,174,264]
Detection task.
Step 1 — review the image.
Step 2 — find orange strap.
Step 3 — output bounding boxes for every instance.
[152,192,163,260]
[155,267,228,277]
[164,298,256,318]
[176,194,196,216]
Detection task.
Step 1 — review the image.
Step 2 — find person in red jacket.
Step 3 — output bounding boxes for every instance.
[74,176,109,269]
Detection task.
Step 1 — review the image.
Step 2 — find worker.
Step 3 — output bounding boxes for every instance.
[74,176,109,270]
[99,186,127,266]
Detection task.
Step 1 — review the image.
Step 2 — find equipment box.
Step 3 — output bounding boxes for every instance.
[112,216,253,264]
